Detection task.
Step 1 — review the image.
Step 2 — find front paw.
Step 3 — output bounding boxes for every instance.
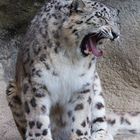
[26,137,53,140]
[70,133,89,140]
[92,130,113,140]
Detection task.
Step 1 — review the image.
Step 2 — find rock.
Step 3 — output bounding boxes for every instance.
[97,0,140,112]
[0,0,45,34]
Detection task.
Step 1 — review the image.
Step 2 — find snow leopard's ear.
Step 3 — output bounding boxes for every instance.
[70,0,85,13]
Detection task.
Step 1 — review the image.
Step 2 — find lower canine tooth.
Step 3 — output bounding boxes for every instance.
[84,50,89,54]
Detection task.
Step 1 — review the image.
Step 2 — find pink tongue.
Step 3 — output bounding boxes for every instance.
[87,38,103,57]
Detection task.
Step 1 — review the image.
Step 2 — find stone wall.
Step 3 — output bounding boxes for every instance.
[0,0,140,139]
[98,0,140,112]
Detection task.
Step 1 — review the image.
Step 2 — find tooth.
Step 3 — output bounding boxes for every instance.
[84,50,89,54]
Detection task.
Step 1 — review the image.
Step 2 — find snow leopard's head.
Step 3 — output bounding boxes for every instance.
[47,0,120,57]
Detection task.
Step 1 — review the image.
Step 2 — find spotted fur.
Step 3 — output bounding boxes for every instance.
[6,0,140,140]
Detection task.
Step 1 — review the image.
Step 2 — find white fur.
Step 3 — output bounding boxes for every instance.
[41,54,96,104]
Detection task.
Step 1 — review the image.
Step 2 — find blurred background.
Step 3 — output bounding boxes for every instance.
[0,0,140,139]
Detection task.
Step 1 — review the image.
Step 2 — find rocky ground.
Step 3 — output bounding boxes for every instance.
[0,0,140,140]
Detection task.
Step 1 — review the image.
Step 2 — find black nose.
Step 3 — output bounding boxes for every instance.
[112,31,119,40]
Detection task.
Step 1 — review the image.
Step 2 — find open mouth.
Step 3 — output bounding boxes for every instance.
[80,32,106,57]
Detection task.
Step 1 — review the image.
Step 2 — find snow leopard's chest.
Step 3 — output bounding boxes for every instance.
[41,58,96,104]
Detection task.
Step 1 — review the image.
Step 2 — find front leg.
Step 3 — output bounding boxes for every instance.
[22,78,52,140]
[91,72,113,140]
[68,90,92,140]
